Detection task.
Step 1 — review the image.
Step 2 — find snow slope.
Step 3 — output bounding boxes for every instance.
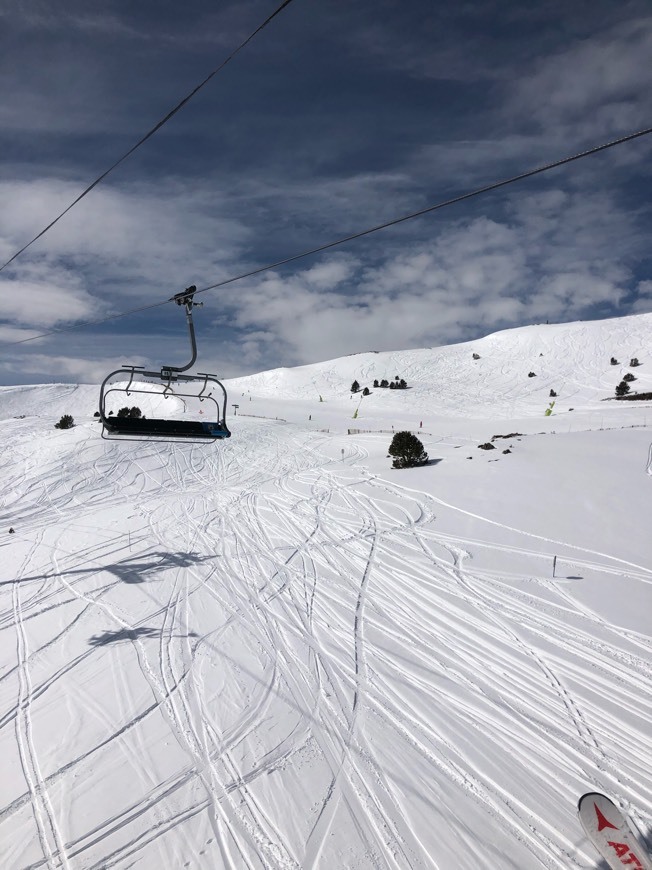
[1,314,651,869]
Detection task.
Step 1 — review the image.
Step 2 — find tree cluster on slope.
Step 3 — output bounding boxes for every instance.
[55,415,74,429]
[608,355,644,397]
[372,377,408,389]
[351,375,409,392]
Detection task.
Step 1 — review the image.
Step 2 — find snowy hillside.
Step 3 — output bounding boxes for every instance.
[1,314,651,869]
[228,312,652,415]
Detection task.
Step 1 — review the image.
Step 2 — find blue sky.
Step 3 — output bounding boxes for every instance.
[1,0,651,385]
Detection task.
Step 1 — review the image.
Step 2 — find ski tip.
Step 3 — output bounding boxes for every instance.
[578,792,603,812]
[578,791,604,811]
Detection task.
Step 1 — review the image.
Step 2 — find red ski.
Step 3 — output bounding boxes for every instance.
[578,792,651,869]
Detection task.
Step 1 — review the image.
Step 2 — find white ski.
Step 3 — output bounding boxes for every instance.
[578,792,652,869]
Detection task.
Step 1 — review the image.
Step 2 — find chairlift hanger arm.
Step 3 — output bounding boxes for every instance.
[164,285,203,374]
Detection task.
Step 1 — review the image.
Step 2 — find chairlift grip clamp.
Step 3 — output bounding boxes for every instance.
[171,285,203,312]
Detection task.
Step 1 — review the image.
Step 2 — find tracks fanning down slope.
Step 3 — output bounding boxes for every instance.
[0,416,651,869]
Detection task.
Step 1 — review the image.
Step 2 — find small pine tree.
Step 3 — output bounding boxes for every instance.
[380,379,389,388]
[55,414,74,430]
[117,407,131,418]
[388,431,428,469]
[351,380,360,393]
[362,386,370,396]
[549,389,557,397]
[630,357,641,367]
[373,379,379,388]
[615,381,630,397]
[623,373,636,383]
[610,357,619,365]
[93,411,100,418]
[389,381,396,389]
[528,371,537,378]
[472,353,480,360]
[399,379,407,389]
[130,406,142,418]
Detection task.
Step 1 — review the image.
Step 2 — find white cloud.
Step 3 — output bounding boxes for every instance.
[0,353,129,384]
[631,280,652,314]
[508,17,652,138]
[0,324,43,344]
[222,188,636,367]
[0,177,251,319]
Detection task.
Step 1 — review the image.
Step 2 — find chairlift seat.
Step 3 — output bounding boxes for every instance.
[104,416,230,439]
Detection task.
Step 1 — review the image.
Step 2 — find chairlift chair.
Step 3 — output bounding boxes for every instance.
[99,286,230,442]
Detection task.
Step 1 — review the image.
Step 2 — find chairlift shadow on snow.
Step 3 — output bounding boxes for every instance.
[106,551,213,584]
[88,626,199,646]
[5,550,214,586]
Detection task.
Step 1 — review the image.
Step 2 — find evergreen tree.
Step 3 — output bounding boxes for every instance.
[399,379,407,389]
[351,380,360,393]
[373,379,379,388]
[362,387,370,396]
[380,379,389,388]
[615,381,630,397]
[55,414,74,429]
[388,431,428,469]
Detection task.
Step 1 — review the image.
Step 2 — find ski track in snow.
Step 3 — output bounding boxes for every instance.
[0,405,651,869]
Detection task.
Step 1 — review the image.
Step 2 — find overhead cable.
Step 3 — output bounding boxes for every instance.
[1,123,651,350]
[0,0,296,276]
[195,123,652,298]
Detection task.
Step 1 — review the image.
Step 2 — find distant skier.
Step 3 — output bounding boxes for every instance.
[8,527,15,534]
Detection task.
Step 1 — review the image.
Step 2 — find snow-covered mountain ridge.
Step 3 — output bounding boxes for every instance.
[227,312,652,410]
[1,312,651,424]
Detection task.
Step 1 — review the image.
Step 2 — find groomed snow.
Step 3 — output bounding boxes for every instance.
[1,313,651,869]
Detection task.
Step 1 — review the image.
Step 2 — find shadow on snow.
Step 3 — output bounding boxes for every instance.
[4,550,215,586]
